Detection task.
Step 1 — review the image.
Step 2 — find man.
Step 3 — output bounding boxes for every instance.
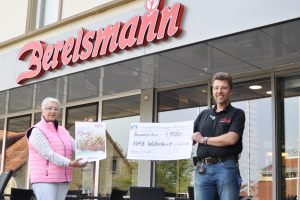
[192,72,245,200]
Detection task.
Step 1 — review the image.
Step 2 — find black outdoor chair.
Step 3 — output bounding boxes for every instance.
[109,188,127,200]
[187,186,194,200]
[65,190,83,200]
[130,187,164,200]
[164,191,176,197]
[0,169,13,200]
[10,188,35,200]
[286,195,297,200]
[66,190,102,200]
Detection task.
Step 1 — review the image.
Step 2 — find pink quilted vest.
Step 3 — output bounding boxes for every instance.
[27,117,73,183]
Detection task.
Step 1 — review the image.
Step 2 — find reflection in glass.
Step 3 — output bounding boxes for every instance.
[35,78,64,109]
[232,79,272,199]
[0,118,4,170]
[66,103,98,193]
[102,95,140,120]
[67,69,100,102]
[6,115,31,190]
[282,75,300,199]
[158,85,208,112]
[157,80,272,199]
[0,91,6,115]
[158,108,206,194]
[232,99,272,199]
[8,85,33,113]
[101,96,140,196]
[157,85,208,195]
[103,61,142,96]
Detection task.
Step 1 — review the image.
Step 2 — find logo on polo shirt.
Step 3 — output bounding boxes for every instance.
[209,115,216,120]
[219,118,231,123]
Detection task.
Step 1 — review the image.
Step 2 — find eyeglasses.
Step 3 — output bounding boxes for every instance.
[213,86,229,91]
[45,107,59,112]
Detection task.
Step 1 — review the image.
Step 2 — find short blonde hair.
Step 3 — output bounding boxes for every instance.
[41,97,60,111]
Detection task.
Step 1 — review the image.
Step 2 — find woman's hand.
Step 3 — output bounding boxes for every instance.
[69,158,88,168]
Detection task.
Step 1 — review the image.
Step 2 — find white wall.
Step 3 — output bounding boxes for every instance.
[0,0,28,43]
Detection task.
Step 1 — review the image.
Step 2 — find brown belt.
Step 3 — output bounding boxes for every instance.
[198,154,238,164]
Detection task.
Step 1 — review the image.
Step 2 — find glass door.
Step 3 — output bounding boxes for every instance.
[66,103,98,194]
[156,78,273,200]
[157,85,208,196]
[101,95,140,196]
[231,79,272,199]
[6,115,32,190]
[280,74,300,200]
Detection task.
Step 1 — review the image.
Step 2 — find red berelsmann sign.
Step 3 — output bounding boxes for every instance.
[17,0,184,84]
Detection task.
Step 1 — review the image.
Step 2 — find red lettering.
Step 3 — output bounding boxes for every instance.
[92,22,121,58]
[52,41,64,69]
[137,10,159,45]
[17,1,185,85]
[157,3,184,40]
[119,16,140,50]
[72,28,85,63]
[17,41,46,84]
[157,0,165,10]
[61,37,75,65]
[80,30,96,60]
[42,43,54,71]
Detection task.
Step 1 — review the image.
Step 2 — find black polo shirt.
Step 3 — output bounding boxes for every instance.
[194,104,245,159]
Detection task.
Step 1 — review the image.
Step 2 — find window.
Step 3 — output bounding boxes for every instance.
[112,157,117,174]
[231,78,272,200]
[157,85,208,194]
[0,118,4,170]
[6,115,31,189]
[35,0,61,29]
[66,103,98,192]
[0,91,6,115]
[35,78,64,109]
[8,85,33,113]
[102,95,140,195]
[158,85,208,112]
[156,79,273,199]
[67,69,100,102]
[280,74,300,199]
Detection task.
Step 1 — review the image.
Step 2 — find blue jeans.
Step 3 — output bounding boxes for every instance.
[194,159,241,200]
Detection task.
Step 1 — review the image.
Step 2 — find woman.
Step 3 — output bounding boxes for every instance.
[26,97,87,200]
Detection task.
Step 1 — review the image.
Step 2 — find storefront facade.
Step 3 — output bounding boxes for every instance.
[1,0,300,199]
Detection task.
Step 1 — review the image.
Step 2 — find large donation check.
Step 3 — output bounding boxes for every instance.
[75,122,107,161]
[127,121,194,160]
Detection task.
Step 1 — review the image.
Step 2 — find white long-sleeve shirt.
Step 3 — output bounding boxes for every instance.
[28,127,75,167]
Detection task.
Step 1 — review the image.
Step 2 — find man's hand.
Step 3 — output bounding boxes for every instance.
[192,131,240,147]
[192,132,204,144]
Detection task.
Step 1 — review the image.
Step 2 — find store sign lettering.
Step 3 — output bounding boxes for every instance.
[17,0,184,84]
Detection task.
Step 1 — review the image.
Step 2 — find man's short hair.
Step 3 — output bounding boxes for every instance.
[211,72,233,89]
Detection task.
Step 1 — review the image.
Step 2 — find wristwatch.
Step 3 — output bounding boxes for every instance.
[203,137,208,145]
